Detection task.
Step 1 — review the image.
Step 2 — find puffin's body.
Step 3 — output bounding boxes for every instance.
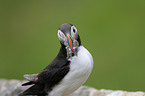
[19,23,93,96]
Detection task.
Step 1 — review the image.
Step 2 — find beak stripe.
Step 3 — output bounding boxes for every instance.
[67,35,73,51]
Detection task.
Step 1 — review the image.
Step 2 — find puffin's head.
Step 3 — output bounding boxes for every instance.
[58,23,81,58]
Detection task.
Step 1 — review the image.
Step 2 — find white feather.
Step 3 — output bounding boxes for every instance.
[48,46,94,96]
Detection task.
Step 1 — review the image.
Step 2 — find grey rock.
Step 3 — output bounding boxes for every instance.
[0,79,144,96]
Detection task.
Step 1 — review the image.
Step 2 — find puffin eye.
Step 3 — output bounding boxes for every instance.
[71,26,78,39]
[73,28,76,33]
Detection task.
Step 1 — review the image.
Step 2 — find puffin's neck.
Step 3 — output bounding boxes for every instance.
[57,43,67,58]
[57,42,82,60]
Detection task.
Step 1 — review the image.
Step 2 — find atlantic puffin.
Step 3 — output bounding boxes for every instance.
[19,23,93,96]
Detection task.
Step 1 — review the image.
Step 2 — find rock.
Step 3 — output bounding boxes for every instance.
[0,79,144,96]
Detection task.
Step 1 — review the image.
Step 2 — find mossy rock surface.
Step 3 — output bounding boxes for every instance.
[0,79,144,96]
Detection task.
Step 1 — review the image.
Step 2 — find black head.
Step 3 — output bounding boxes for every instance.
[58,23,81,58]
[58,23,81,49]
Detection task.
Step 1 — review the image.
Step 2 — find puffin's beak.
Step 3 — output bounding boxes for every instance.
[66,34,73,51]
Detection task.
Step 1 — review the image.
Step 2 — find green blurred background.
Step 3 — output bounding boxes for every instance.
[0,0,145,91]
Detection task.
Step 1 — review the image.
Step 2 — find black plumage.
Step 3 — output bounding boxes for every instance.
[19,44,70,96]
[19,23,82,96]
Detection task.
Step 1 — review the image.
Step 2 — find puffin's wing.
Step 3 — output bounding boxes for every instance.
[37,65,70,84]
[19,65,70,96]
[24,74,38,81]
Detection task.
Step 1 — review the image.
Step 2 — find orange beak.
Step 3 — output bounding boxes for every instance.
[67,34,73,51]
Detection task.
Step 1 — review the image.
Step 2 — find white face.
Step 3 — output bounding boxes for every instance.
[57,26,78,44]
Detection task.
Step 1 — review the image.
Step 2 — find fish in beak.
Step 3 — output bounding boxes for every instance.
[65,34,79,59]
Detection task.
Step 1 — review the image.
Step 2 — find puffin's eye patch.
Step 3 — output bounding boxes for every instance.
[58,30,67,42]
[71,26,78,39]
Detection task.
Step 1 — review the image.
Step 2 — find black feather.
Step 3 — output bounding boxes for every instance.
[19,44,70,95]
[22,81,35,86]
[18,84,47,96]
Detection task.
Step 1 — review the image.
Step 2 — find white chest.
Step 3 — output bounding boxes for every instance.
[69,46,93,80]
[49,46,93,96]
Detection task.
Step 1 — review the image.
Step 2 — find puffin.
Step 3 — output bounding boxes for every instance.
[19,23,93,96]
